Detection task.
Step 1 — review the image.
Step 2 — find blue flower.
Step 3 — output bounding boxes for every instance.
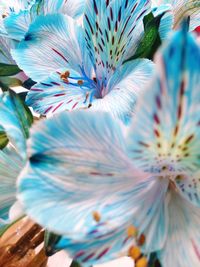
[0,92,28,225]
[151,0,200,31]
[0,0,85,41]
[12,0,157,123]
[17,24,200,266]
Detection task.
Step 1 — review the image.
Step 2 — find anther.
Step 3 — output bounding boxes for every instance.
[78,80,84,85]
[137,234,146,246]
[127,225,138,238]
[135,256,148,267]
[92,211,101,222]
[129,246,141,260]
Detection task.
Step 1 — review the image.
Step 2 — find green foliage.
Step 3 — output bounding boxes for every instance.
[0,63,21,77]
[70,261,82,267]
[9,89,33,138]
[124,11,165,63]
[148,252,162,267]
[44,231,62,256]
[0,130,9,149]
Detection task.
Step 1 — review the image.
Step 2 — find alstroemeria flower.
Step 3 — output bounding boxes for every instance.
[0,0,85,41]
[0,92,28,225]
[151,0,200,30]
[12,0,157,123]
[17,24,200,267]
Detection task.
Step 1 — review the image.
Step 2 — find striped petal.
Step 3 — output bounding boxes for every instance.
[127,23,200,176]
[25,70,94,115]
[0,146,24,225]
[151,0,200,31]
[0,36,15,64]
[4,0,85,41]
[18,111,148,239]
[53,229,137,266]
[83,0,151,84]
[91,59,155,124]
[175,171,200,207]
[158,192,200,267]
[12,14,91,82]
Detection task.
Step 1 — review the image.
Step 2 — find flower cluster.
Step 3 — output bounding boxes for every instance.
[0,1,200,267]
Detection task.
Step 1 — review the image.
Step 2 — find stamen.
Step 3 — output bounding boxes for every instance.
[135,256,148,267]
[129,246,141,260]
[60,71,70,83]
[78,80,84,85]
[127,225,138,238]
[92,211,101,222]
[137,234,146,246]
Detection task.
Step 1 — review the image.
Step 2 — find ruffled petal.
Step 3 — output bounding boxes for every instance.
[18,111,148,238]
[91,59,155,124]
[127,23,200,175]
[25,70,94,115]
[83,0,151,84]
[0,147,24,225]
[158,192,200,267]
[12,14,91,82]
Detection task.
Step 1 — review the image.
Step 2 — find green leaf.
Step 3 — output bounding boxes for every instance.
[70,261,83,267]
[0,76,22,88]
[22,78,36,89]
[124,12,165,63]
[9,89,33,138]
[0,63,21,77]
[148,252,162,267]
[44,231,62,256]
[0,130,9,149]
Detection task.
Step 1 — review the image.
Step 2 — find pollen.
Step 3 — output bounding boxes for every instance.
[137,234,146,246]
[135,256,148,267]
[78,80,84,85]
[129,246,141,260]
[60,71,70,82]
[127,225,138,238]
[92,211,101,222]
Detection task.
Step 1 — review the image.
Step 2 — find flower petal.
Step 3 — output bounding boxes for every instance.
[83,0,151,83]
[158,192,200,267]
[172,0,200,31]
[175,172,200,207]
[4,10,31,41]
[25,71,93,115]
[127,23,200,175]
[0,93,27,157]
[0,147,23,225]
[91,59,155,124]
[18,111,147,238]
[0,36,15,64]
[152,4,174,40]
[151,0,200,31]
[12,14,91,82]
